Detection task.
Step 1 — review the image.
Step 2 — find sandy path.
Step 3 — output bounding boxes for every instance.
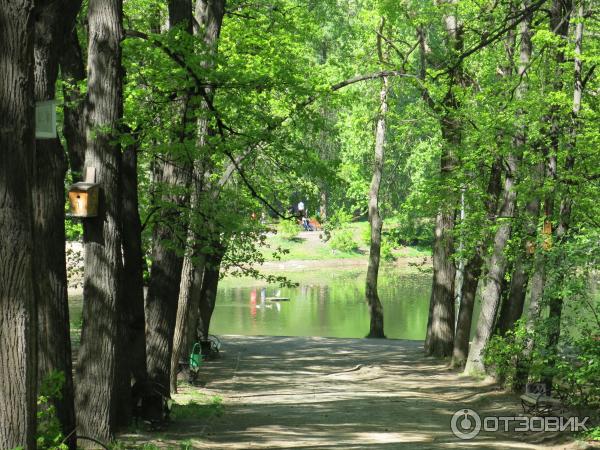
[123,335,589,449]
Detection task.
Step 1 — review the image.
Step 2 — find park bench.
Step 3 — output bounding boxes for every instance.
[520,382,563,416]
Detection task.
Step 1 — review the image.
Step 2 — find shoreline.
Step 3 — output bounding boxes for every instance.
[231,255,432,274]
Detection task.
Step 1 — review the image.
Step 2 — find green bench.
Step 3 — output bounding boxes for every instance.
[520,383,563,416]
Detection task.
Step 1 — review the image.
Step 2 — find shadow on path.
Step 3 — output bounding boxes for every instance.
[121,335,581,449]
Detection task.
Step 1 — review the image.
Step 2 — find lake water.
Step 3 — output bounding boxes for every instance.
[68,265,597,342]
[211,267,434,340]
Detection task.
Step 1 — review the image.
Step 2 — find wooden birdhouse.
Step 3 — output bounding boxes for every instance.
[68,182,99,217]
[542,220,553,250]
[68,168,99,218]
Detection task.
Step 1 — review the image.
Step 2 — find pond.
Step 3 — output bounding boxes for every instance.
[68,265,597,342]
[211,267,436,340]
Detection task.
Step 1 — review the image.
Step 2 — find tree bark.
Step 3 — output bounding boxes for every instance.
[171,252,206,392]
[59,0,86,178]
[365,75,388,339]
[144,170,188,397]
[452,253,482,366]
[0,1,38,447]
[465,9,532,374]
[76,0,124,442]
[169,0,225,393]
[33,0,77,446]
[145,0,194,397]
[114,136,148,426]
[465,158,519,374]
[452,157,503,367]
[424,4,462,357]
[197,247,226,340]
[496,257,528,335]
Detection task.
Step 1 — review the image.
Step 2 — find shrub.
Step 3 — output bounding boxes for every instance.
[37,371,68,450]
[388,216,433,247]
[553,335,600,407]
[362,224,396,261]
[484,321,600,409]
[329,229,358,253]
[483,322,528,388]
[381,238,396,262]
[65,219,83,241]
[277,219,300,240]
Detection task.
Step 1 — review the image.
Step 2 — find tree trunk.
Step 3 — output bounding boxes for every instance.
[115,137,147,425]
[60,0,86,178]
[425,208,456,356]
[424,4,462,357]
[496,257,528,336]
[33,1,77,446]
[320,190,328,222]
[543,0,582,391]
[169,0,225,393]
[451,252,482,367]
[465,160,518,374]
[365,75,388,339]
[465,10,532,374]
[145,0,193,397]
[170,252,206,392]
[516,0,575,391]
[496,152,543,336]
[76,0,124,442]
[0,1,38,447]
[425,111,459,356]
[451,157,503,367]
[197,247,226,340]
[144,181,187,396]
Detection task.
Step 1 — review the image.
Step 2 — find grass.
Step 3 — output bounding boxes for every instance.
[261,220,430,262]
[170,396,223,421]
[262,233,364,261]
[583,426,600,442]
[112,392,224,449]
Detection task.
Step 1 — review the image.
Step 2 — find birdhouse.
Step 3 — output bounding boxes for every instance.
[542,220,553,250]
[68,182,100,218]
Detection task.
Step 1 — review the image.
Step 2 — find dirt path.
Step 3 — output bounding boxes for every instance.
[123,335,589,449]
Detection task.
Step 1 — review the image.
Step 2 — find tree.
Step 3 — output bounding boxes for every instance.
[197,243,227,340]
[120,132,148,387]
[60,0,86,178]
[542,0,585,390]
[452,158,503,367]
[424,3,462,358]
[465,3,533,375]
[33,0,77,445]
[365,19,389,339]
[0,0,38,447]
[169,0,226,393]
[144,0,193,398]
[75,0,125,441]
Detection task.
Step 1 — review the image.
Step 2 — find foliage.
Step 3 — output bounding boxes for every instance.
[483,321,530,388]
[361,224,396,262]
[277,219,300,240]
[171,395,224,420]
[387,216,434,247]
[584,426,600,442]
[329,228,359,253]
[380,238,396,262]
[37,371,67,450]
[553,336,600,408]
[64,219,83,241]
[485,321,600,409]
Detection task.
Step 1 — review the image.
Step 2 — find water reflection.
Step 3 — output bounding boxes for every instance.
[211,268,432,340]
